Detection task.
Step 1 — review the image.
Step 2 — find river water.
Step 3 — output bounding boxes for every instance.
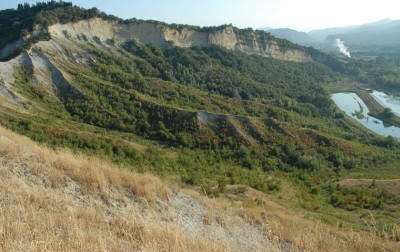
[331,92,400,138]
[370,90,400,116]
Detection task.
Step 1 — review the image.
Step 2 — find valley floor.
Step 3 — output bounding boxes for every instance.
[0,125,398,252]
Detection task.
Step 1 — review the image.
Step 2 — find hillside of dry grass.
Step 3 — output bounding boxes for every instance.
[0,125,399,251]
[0,125,280,251]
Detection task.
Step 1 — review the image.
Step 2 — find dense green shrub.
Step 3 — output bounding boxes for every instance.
[329,185,399,210]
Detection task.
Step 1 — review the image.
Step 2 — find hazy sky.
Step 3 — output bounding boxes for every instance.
[1,0,399,31]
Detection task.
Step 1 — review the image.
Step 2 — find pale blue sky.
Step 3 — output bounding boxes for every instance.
[1,0,399,31]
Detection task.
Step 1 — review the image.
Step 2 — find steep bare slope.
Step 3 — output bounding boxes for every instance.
[48,18,312,62]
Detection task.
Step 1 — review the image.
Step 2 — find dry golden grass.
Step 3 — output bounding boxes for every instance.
[223,185,400,252]
[0,125,272,251]
[0,124,399,251]
[0,125,168,202]
[0,181,229,251]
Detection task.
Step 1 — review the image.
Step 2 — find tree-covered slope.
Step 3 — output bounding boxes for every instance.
[0,1,115,50]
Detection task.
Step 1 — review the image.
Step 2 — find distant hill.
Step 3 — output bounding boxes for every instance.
[308,26,357,41]
[326,19,400,49]
[309,19,400,42]
[355,19,398,32]
[259,26,273,31]
[265,28,315,46]
[261,19,400,54]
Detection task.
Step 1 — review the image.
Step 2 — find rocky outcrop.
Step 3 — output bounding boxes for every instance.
[48,18,312,62]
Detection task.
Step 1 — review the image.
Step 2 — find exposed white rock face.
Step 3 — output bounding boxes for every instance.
[48,18,312,62]
[163,27,209,47]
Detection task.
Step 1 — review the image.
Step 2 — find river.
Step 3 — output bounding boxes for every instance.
[370,90,400,116]
[331,92,400,138]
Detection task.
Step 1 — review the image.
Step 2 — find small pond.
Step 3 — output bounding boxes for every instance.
[331,92,400,138]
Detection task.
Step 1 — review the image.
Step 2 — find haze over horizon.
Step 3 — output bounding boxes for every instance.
[0,0,399,32]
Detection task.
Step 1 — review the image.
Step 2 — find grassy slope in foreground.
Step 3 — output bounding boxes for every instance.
[0,125,399,251]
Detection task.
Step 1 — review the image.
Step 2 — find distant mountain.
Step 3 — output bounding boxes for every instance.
[259,26,273,31]
[308,26,357,41]
[265,28,315,46]
[354,19,399,32]
[326,19,400,48]
[261,19,400,53]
